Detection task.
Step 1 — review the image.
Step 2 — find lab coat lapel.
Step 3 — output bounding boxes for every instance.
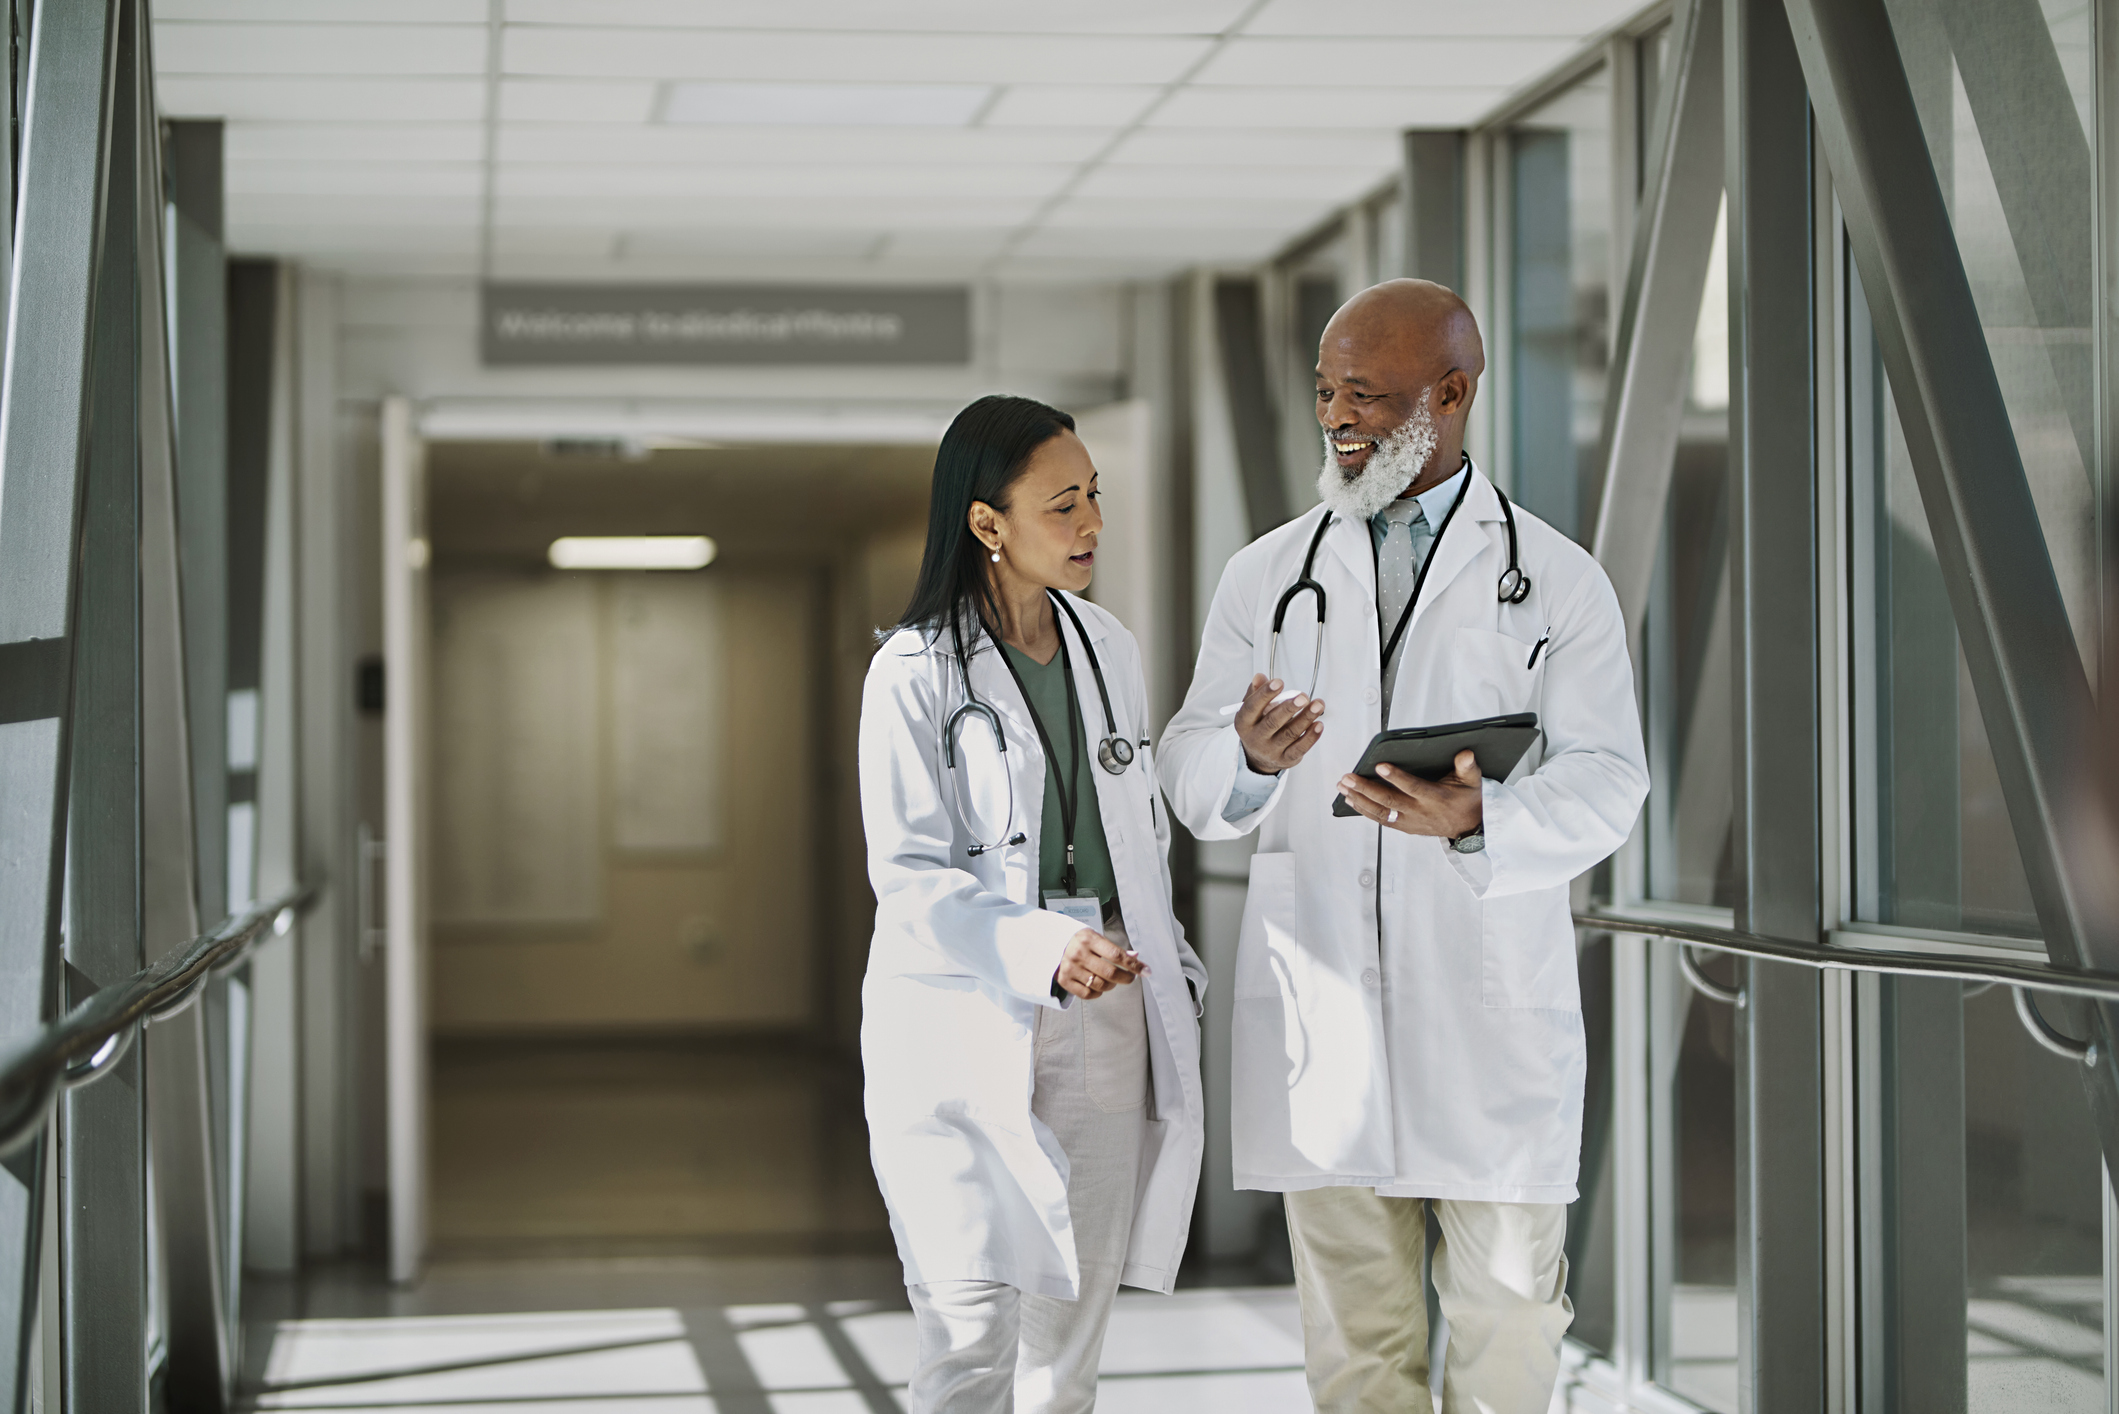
[1403,470,1503,637]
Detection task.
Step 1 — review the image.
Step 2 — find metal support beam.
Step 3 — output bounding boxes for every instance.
[1210,277,1289,537]
[1588,0,1725,626]
[61,3,144,1406]
[1400,130,1466,291]
[1782,0,2119,1171]
[0,0,123,1401]
[1728,1,1826,1406]
[148,113,231,1414]
[1857,976,1968,1412]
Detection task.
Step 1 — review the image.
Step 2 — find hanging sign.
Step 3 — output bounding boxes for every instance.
[480,281,971,366]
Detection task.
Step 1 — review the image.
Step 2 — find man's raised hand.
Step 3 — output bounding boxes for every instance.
[1236,673,1326,775]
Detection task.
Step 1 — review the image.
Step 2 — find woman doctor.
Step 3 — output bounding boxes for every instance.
[859,395,1206,1413]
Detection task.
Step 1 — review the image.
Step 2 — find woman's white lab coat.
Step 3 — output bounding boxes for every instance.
[859,593,1206,1299]
[1158,465,1647,1203]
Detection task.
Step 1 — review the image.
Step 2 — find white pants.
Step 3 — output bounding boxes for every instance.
[907,907,1149,1413]
[1285,1187,1572,1414]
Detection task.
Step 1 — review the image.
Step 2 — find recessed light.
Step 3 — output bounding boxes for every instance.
[548,536,717,571]
[660,81,995,128]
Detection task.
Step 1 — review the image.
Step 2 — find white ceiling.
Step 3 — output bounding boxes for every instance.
[153,0,1645,283]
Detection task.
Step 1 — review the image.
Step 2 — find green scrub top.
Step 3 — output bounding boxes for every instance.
[1000,641,1119,907]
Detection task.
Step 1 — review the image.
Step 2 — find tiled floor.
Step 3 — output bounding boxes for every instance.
[243,1262,1309,1413]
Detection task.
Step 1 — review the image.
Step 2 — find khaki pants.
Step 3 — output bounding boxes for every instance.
[1284,1187,1571,1414]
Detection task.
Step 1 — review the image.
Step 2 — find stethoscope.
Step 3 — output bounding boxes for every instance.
[943,590,1135,858]
[1268,462,1533,693]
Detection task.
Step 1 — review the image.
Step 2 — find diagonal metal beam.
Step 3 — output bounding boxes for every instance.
[1781,0,2119,1171]
[0,0,123,1404]
[1588,0,1726,629]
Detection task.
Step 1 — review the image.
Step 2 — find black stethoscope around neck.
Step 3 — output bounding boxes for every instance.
[943,590,1133,858]
[1269,462,1533,694]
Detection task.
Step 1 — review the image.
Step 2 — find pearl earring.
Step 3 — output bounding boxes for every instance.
[990,549,1001,562]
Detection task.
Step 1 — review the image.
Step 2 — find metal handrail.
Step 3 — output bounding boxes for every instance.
[0,885,315,1155]
[1575,910,2119,1003]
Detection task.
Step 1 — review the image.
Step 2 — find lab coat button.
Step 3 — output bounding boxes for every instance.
[1358,869,1375,889]
[1360,968,1380,988]
[1365,688,1378,704]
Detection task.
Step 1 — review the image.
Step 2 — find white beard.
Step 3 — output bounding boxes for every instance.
[1315,393,1440,522]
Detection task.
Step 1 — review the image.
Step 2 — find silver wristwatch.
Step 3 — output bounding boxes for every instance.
[1450,829,1487,855]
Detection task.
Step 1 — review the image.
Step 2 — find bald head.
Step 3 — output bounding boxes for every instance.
[1315,279,1485,497]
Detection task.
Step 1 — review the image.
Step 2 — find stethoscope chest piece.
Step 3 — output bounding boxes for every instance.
[1097,735,1135,774]
[1499,565,1531,604]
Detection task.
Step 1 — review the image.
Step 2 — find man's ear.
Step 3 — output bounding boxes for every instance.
[1435,367,1474,416]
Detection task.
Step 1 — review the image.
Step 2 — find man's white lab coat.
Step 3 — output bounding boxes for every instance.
[1158,465,1646,1202]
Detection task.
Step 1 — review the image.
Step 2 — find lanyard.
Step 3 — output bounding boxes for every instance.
[994,622,1087,894]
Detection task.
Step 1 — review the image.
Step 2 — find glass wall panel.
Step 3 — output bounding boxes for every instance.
[1650,946,1739,1411]
[1848,0,2097,940]
[1506,67,1612,543]
[1644,202,1734,908]
[1961,986,2105,1407]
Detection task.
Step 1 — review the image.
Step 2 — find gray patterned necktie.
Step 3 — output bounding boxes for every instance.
[1374,497,1430,719]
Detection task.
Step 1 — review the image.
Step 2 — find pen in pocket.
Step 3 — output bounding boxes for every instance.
[1526,631,1552,670]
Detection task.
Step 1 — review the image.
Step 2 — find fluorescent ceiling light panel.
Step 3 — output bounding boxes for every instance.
[548,535,717,570]
[661,81,993,127]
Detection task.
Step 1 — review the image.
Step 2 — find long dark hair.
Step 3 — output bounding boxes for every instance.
[894,394,1076,648]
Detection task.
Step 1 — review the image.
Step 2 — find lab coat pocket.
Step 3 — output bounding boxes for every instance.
[1234,852,1300,1001]
[1480,886,1580,1010]
[1446,627,1540,727]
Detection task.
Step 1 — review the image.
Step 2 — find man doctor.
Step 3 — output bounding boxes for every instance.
[1158,280,1647,1410]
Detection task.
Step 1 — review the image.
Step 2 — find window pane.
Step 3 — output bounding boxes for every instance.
[1651,945,1739,1411]
[1645,201,1733,907]
[1848,0,2096,940]
[1963,986,2105,1408]
[1507,67,1612,544]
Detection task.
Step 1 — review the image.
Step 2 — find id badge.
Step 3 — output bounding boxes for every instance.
[1043,890,1103,930]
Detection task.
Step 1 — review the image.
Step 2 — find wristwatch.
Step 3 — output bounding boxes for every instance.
[1450,828,1487,855]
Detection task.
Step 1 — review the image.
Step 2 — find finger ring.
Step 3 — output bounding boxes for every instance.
[1386,810,1399,824]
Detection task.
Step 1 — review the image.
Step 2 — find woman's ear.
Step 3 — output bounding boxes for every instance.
[967,500,1001,554]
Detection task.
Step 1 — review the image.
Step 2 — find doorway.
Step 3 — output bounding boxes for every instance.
[406,436,930,1261]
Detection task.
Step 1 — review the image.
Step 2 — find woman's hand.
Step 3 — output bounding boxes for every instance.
[1055,928,1149,1000]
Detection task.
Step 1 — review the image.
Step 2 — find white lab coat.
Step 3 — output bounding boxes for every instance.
[1159,465,1646,1203]
[859,593,1207,1299]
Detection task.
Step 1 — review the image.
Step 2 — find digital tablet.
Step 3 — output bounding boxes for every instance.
[1330,713,1541,817]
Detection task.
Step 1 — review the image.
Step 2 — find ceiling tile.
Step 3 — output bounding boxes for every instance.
[153,22,488,75]
[613,228,883,259]
[157,76,485,122]
[1041,194,1337,231]
[1105,127,1401,168]
[499,78,656,122]
[492,194,1040,229]
[497,162,1073,200]
[1072,163,1384,203]
[159,0,488,20]
[504,0,1249,33]
[229,194,483,227]
[1010,224,1285,263]
[1149,85,1508,129]
[1196,35,1579,86]
[224,161,483,197]
[225,122,487,162]
[496,123,1111,165]
[981,85,1156,128]
[1245,0,1644,38]
[501,29,1211,85]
